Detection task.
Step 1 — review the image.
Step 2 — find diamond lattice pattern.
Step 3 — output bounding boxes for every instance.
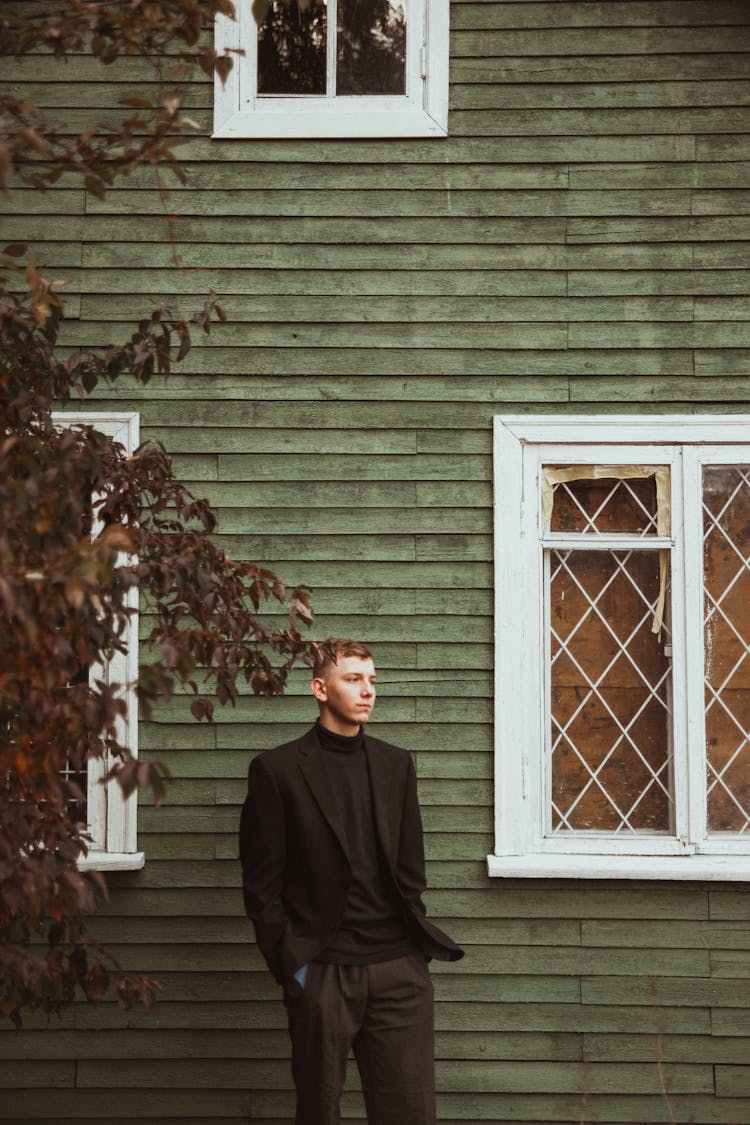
[704,466,750,833]
[549,549,673,834]
[551,476,658,536]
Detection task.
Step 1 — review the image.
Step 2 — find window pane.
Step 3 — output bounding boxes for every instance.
[258,0,327,95]
[336,0,406,95]
[703,465,750,833]
[548,549,673,834]
[62,671,88,827]
[550,474,658,536]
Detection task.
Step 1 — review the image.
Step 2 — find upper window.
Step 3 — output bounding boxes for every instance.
[213,0,449,138]
[491,415,750,882]
[53,412,143,872]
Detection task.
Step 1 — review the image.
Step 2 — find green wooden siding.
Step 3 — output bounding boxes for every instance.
[4,0,750,1120]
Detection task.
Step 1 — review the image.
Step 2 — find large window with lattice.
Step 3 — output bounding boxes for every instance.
[491,415,750,880]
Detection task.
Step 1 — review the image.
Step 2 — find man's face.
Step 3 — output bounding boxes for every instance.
[312,655,377,735]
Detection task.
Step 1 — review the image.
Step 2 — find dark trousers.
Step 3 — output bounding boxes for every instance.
[284,952,436,1125]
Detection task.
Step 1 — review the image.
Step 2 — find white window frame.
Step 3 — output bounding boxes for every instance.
[53,412,144,872]
[490,414,750,882]
[213,0,449,138]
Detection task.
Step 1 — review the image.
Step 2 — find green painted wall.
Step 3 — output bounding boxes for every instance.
[3,1,750,1121]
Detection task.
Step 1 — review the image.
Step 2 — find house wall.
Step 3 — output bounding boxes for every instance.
[4,1,750,1121]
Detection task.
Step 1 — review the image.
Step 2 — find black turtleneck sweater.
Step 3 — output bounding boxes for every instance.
[314,720,412,965]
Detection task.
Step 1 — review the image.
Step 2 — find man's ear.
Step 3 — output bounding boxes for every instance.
[311,677,327,703]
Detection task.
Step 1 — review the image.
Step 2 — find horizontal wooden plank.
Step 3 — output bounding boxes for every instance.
[70,399,556,429]
[64,998,709,1036]
[0,1091,249,1118]
[145,747,491,782]
[83,188,694,219]
[79,940,705,979]
[581,977,750,1008]
[119,133,701,166]
[212,721,494,752]
[452,79,750,111]
[0,1062,74,1088]
[567,216,750,243]
[92,345,691,380]
[715,1066,750,1097]
[582,1032,750,1064]
[570,377,750,402]
[694,350,750,376]
[149,428,418,454]
[0,1026,587,1063]
[455,51,750,85]
[568,270,750,297]
[711,950,750,978]
[78,294,696,323]
[571,160,750,190]
[134,802,492,835]
[569,323,750,348]
[451,27,750,57]
[582,919,750,950]
[215,455,491,483]
[176,482,493,513]
[20,75,750,115]
[56,267,569,297]
[79,240,697,270]
[119,162,572,192]
[712,1009,750,1037]
[94,885,709,921]
[17,213,569,245]
[69,1055,713,1095]
[135,775,490,811]
[13,101,726,143]
[0,189,84,214]
[451,3,750,31]
[449,107,750,137]
[60,320,569,350]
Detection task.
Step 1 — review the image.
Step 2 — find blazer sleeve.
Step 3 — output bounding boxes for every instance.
[238,754,289,983]
[394,753,428,918]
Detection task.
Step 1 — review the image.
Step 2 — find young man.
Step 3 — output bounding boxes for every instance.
[239,638,464,1125]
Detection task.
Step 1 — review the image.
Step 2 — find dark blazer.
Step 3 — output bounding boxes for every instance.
[239,726,464,995]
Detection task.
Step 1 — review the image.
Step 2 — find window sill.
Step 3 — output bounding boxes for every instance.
[77,851,145,872]
[487,853,750,882]
[212,107,448,140]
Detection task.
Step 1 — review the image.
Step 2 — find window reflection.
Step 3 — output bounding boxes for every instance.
[337,0,406,95]
[257,0,327,96]
[256,0,406,97]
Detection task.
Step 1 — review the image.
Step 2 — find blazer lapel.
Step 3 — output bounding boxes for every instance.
[364,735,398,869]
[297,727,350,861]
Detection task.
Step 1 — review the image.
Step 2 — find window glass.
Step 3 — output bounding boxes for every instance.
[549,549,673,834]
[257,0,327,95]
[550,476,658,536]
[63,663,90,825]
[703,464,750,833]
[336,0,406,95]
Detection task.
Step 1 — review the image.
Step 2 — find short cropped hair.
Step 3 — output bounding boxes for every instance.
[312,638,373,679]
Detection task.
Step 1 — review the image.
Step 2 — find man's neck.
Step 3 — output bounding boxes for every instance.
[317,712,361,738]
[316,719,364,754]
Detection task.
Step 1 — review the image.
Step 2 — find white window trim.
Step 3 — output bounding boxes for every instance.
[490,414,750,882]
[52,412,144,873]
[213,0,448,138]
